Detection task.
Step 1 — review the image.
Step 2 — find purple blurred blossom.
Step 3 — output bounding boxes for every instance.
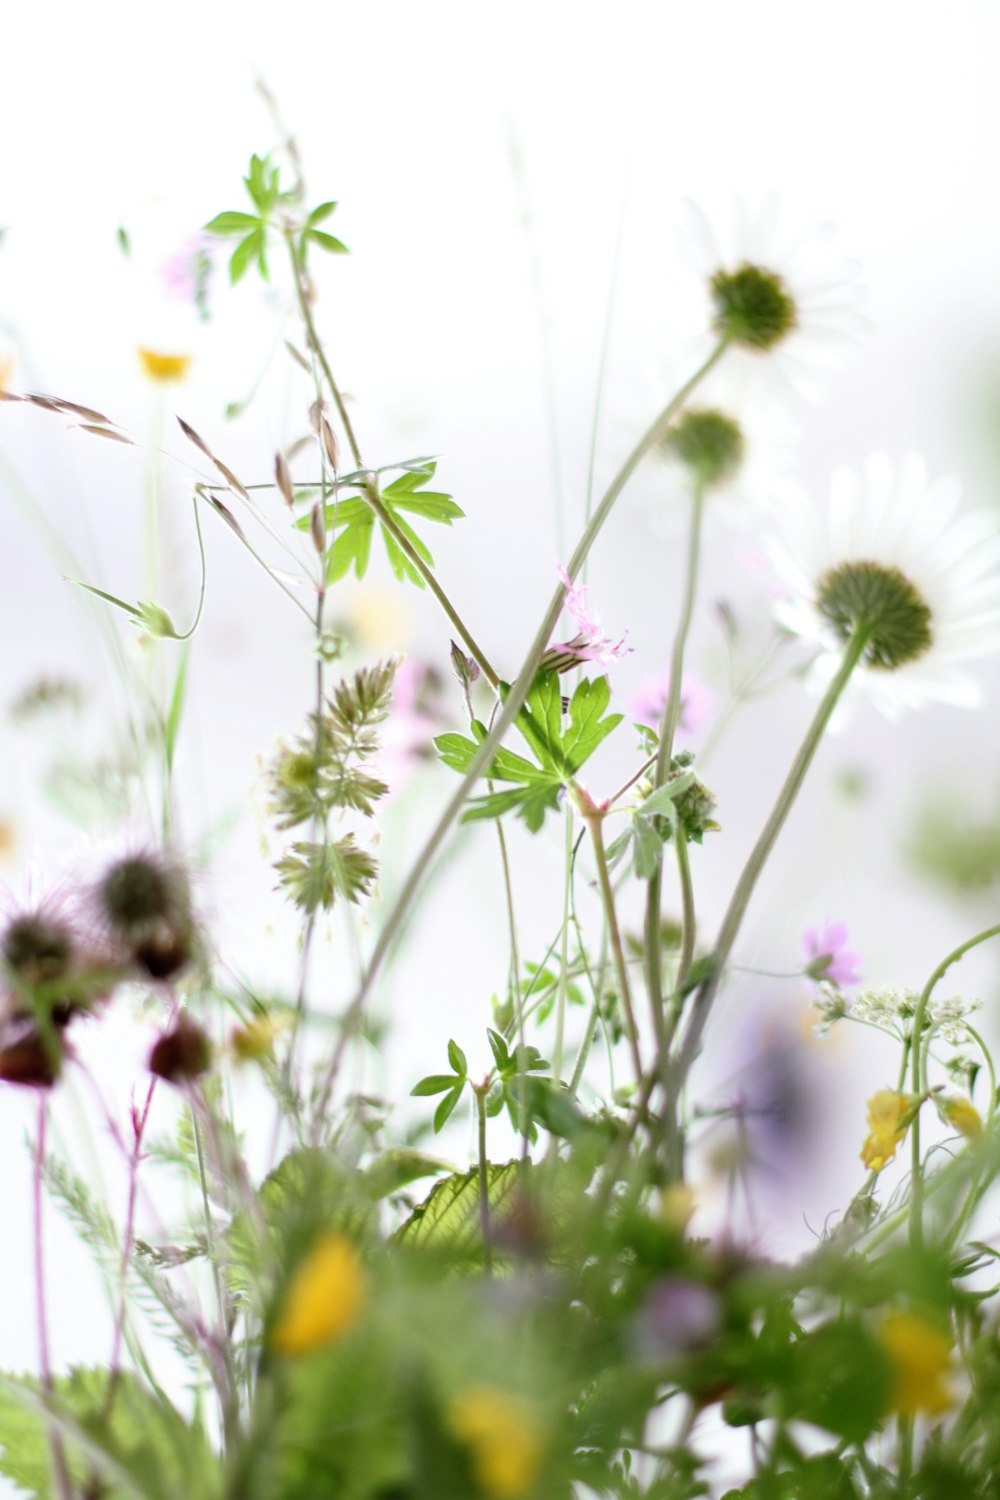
[629,670,713,738]
[550,563,631,668]
[634,1277,722,1360]
[380,659,445,797]
[802,920,862,988]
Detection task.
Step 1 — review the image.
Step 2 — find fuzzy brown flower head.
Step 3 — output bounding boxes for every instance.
[662,409,745,489]
[711,263,798,351]
[2,911,74,987]
[0,1012,62,1088]
[149,1016,212,1084]
[95,852,195,979]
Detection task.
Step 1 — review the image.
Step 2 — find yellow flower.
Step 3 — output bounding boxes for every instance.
[879,1311,953,1416]
[270,1232,366,1356]
[941,1096,983,1139]
[137,347,193,383]
[660,1183,696,1234]
[860,1089,912,1171]
[0,358,12,394]
[448,1386,545,1498]
[231,1015,279,1064]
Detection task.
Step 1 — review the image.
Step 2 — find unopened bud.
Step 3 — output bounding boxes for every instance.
[449,639,480,690]
[319,416,339,473]
[310,501,326,555]
[275,452,295,507]
[149,1015,211,1084]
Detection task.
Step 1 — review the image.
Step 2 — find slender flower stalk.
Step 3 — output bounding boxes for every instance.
[580,800,643,1087]
[908,923,1000,1249]
[675,627,871,1093]
[645,476,707,1028]
[33,1102,71,1500]
[314,340,730,1116]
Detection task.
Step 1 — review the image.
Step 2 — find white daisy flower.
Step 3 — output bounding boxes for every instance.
[681,193,866,401]
[768,453,1000,718]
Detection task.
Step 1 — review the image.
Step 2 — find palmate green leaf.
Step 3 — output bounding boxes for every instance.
[436,670,622,833]
[299,463,464,586]
[0,1368,220,1500]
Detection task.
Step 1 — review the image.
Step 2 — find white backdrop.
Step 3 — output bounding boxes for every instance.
[2,0,1000,1423]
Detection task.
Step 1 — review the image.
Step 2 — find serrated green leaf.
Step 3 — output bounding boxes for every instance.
[411,1074,460,1097]
[393,1160,524,1251]
[432,1085,465,1134]
[562,676,623,772]
[0,1368,220,1500]
[447,1039,468,1076]
[360,1150,447,1200]
[203,210,260,236]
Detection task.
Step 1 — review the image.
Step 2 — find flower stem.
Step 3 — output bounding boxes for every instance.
[314,340,729,1113]
[475,1085,493,1274]
[33,1101,71,1500]
[584,809,643,1087]
[908,922,1000,1249]
[644,478,706,1028]
[676,628,870,1081]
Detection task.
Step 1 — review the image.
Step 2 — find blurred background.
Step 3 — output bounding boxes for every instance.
[2,0,1000,1402]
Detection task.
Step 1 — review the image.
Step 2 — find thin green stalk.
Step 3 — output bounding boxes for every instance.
[553,803,574,1081]
[673,834,696,994]
[645,477,706,1031]
[908,923,1000,1249]
[313,340,729,1117]
[475,1086,493,1274]
[361,480,500,691]
[584,809,643,1087]
[676,628,870,1079]
[285,231,363,470]
[286,231,501,692]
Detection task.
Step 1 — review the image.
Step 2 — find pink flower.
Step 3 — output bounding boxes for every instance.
[548,564,631,670]
[629,671,713,738]
[802,921,862,989]
[380,659,445,797]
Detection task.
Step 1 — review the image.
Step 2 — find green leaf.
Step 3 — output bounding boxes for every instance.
[164,645,189,774]
[69,581,143,620]
[394,1160,524,1251]
[0,1368,220,1500]
[447,1038,468,1076]
[360,1150,447,1200]
[229,229,263,285]
[203,210,260,236]
[432,1084,465,1133]
[308,229,349,254]
[306,200,338,227]
[411,1074,460,1097]
[562,675,623,773]
[486,1028,510,1072]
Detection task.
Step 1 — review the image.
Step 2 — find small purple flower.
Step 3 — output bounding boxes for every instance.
[635,1277,721,1360]
[549,563,631,669]
[629,671,713,738]
[802,921,862,989]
